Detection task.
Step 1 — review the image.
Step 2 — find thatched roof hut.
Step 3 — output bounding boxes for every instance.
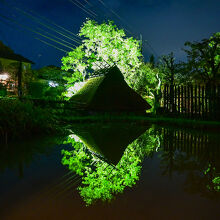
[70,66,151,112]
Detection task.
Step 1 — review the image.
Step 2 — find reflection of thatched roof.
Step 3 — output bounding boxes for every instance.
[71,123,150,165]
[70,66,151,112]
[0,41,34,64]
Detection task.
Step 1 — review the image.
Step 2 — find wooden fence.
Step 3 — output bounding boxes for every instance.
[162,84,220,120]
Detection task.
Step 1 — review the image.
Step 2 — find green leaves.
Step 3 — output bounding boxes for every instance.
[61,19,142,99]
[61,129,161,205]
[183,32,220,83]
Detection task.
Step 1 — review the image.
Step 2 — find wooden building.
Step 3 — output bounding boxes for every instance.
[0,41,34,96]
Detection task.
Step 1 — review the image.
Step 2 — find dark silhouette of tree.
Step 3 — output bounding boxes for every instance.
[183,32,220,84]
[0,60,3,73]
[159,52,179,112]
[149,54,155,68]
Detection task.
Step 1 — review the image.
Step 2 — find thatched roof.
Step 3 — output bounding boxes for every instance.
[70,66,151,112]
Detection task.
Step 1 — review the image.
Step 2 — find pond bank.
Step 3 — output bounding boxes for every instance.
[59,114,220,131]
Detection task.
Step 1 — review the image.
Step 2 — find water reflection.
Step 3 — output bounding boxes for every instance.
[161,128,220,198]
[61,124,220,205]
[61,124,161,205]
[0,124,220,219]
[0,137,62,177]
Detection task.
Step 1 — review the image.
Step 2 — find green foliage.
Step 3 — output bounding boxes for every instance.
[61,128,161,205]
[183,32,220,83]
[204,164,220,192]
[61,19,142,99]
[34,65,70,85]
[0,98,57,143]
[132,63,162,113]
[31,65,72,99]
[159,52,179,85]
[27,80,48,98]
[27,80,64,99]
[0,83,7,97]
[212,177,220,191]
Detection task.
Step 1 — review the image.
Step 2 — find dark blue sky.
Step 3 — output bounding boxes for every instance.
[0,0,219,69]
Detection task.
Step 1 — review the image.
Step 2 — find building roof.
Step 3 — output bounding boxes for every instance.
[0,41,34,64]
[70,65,151,112]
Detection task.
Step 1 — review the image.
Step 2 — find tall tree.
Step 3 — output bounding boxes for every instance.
[61,19,142,99]
[159,52,179,112]
[133,63,162,113]
[183,32,220,84]
[160,52,178,86]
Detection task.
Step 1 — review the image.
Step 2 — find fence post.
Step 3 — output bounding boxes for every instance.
[174,85,177,113]
[164,85,167,110]
[195,85,197,118]
[213,85,216,119]
[188,85,190,118]
[184,86,187,117]
[198,85,201,118]
[205,85,209,119]
[202,86,205,119]
[178,86,180,114]
[181,85,183,114]
[170,84,175,113]
[191,85,194,118]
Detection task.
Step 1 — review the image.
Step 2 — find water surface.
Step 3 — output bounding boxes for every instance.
[0,123,220,219]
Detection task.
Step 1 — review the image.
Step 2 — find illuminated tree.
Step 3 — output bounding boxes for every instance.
[132,63,162,113]
[61,19,142,99]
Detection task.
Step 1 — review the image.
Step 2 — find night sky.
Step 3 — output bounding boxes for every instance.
[0,0,219,69]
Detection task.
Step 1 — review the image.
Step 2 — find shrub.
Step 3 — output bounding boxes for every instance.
[0,98,57,143]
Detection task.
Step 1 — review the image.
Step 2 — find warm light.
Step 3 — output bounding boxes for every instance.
[0,73,9,81]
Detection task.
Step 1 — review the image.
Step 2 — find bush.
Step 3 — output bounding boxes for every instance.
[27,81,48,98]
[44,85,65,99]
[0,98,57,143]
[0,83,7,97]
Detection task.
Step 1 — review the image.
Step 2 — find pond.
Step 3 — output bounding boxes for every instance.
[0,123,220,219]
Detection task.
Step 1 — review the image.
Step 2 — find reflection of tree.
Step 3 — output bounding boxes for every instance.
[61,128,161,206]
[0,137,61,178]
[160,129,176,178]
[160,128,220,199]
